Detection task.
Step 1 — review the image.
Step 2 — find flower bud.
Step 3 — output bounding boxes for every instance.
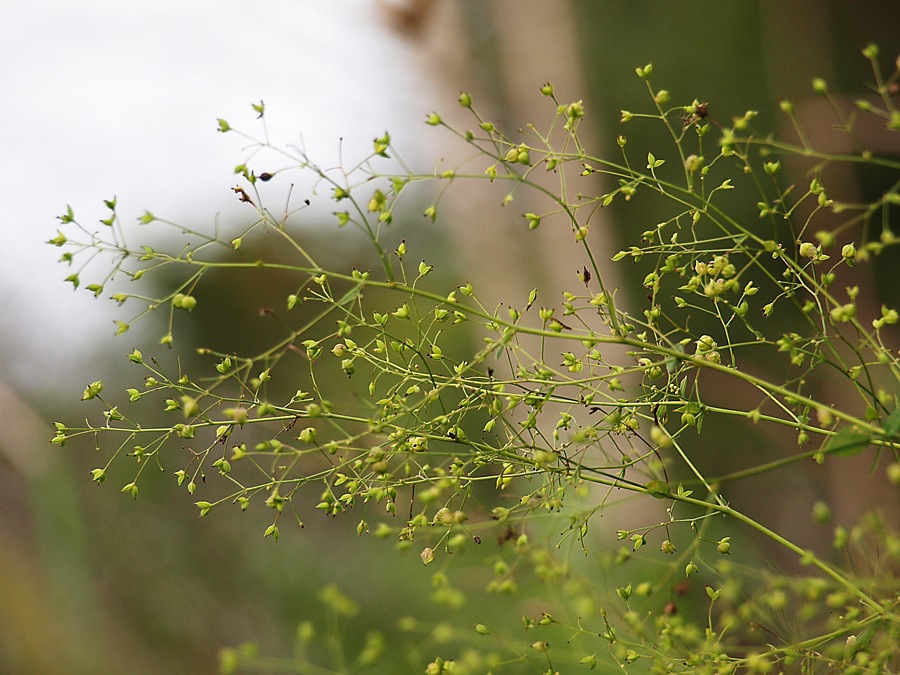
[566,101,585,119]
[684,154,703,172]
[829,303,855,323]
[635,63,653,79]
[695,335,716,352]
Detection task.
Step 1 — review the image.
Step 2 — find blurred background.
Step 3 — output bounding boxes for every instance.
[2,1,898,672]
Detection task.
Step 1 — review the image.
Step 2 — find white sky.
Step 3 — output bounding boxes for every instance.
[1,0,435,400]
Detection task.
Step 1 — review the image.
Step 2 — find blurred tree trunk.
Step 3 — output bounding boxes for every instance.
[390,0,619,314]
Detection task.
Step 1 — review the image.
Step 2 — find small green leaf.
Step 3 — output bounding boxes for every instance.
[647,152,665,169]
[884,408,900,438]
[645,480,670,498]
[825,427,870,457]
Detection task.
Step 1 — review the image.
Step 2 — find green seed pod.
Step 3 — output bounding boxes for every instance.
[82,380,103,400]
[812,501,832,523]
[887,463,900,485]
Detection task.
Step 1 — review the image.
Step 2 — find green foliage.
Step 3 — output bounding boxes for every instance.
[51,47,900,673]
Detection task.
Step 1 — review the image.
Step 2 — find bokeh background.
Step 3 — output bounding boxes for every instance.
[2,1,898,671]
